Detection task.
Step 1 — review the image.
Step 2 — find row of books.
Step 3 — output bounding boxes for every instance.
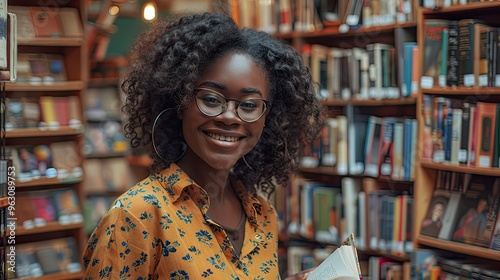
[83,120,128,156]
[84,86,122,121]
[422,19,500,89]
[7,141,83,182]
[422,0,494,10]
[231,0,414,35]
[284,177,413,256]
[82,157,136,194]
[7,237,82,279]
[421,172,500,250]
[304,43,413,102]
[414,249,500,280]
[8,6,84,39]
[17,53,69,84]
[303,114,417,181]
[6,95,83,131]
[305,39,421,102]
[16,188,83,230]
[422,96,500,168]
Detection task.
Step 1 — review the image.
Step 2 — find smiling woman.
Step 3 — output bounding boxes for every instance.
[83,12,323,280]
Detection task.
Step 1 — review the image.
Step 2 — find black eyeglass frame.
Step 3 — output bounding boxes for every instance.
[194,87,271,123]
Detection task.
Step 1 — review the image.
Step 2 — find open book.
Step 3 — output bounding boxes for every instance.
[307,233,362,280]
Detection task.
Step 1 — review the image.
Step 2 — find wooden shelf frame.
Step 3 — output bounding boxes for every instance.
[12,270,85,280]
[5,127,84,138]
[418,235,500,261]
[322,97,417,107]
[13,222,84,236]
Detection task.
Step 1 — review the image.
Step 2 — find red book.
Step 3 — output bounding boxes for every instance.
[53,97,69,126]
[474,102,497,167]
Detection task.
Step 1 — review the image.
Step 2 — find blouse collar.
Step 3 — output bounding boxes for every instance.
[152,163,263,227]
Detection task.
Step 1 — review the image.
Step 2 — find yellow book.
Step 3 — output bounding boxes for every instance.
[39,96,58,126]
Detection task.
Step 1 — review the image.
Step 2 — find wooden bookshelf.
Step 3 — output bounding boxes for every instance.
[0,197,8,208]
[6,2,88,279]
[414,1,500,267]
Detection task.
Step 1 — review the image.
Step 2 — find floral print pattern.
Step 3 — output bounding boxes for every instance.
[83,163,280,279]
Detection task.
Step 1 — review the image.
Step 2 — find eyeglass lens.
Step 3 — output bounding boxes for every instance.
[195,89,267,122]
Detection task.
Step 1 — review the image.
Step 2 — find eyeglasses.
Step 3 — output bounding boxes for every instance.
[194,88,271,123]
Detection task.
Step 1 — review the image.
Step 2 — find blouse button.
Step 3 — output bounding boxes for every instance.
[255,234,261,239]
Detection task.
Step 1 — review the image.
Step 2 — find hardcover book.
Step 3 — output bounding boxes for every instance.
[29,6,63,38]
[420,189,450,238]
[421,19,449,88]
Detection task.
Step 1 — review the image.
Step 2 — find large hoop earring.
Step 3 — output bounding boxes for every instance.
[242,155,253,170]
[152,108,186,162]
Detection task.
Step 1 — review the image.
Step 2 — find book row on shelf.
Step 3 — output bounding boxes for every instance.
[6,95,83,132]
[276,173,500,278]
[422,18,500,90]
[420,171,499,250]
[3,237,82,279]
[422,96,500,168]
[229,0,415,35]
[302,112,417,181]
[302,40,419,102]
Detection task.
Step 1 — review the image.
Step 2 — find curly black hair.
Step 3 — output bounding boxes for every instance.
[122,12,324,197]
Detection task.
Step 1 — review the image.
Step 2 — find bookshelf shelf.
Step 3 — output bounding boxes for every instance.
[17,37,84,47]
[421,161,500,177]
[5,127,84,138]
[0,197,8,208]
[85,151,129,159]
[322,97,417,107]
[421,1,500,15]
[417,235,500,261]
[421,87,500,96]
[275,22,417,40]
[17,177,82,188]
[298,167,415,184]
[88,77,120,87]
[12,270,85,280]
[14,222,84,236]
[6,81,85,91]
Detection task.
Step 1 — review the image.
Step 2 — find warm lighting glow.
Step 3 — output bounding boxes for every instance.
[142,2,157,21]
[109,5,120,16]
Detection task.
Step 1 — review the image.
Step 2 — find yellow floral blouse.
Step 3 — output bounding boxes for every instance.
[83,163,280,279]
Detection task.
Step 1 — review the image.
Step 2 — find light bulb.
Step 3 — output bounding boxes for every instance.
[143,2,157,21]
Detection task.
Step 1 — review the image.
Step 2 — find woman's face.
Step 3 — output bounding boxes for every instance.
[180,52,269,171]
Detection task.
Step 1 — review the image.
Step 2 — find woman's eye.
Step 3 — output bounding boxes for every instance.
[202,95,222,105]
[239,100,259,110]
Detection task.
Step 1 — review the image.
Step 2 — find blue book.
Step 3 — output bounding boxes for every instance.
[403,118,413,181]
[403,42,417,97]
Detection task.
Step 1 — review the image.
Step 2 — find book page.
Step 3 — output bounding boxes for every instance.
[306,246,358,280]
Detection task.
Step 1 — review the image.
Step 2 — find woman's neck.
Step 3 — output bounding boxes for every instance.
[176,151,232,203]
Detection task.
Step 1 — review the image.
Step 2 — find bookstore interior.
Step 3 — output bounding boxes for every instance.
[1,0,500,279]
